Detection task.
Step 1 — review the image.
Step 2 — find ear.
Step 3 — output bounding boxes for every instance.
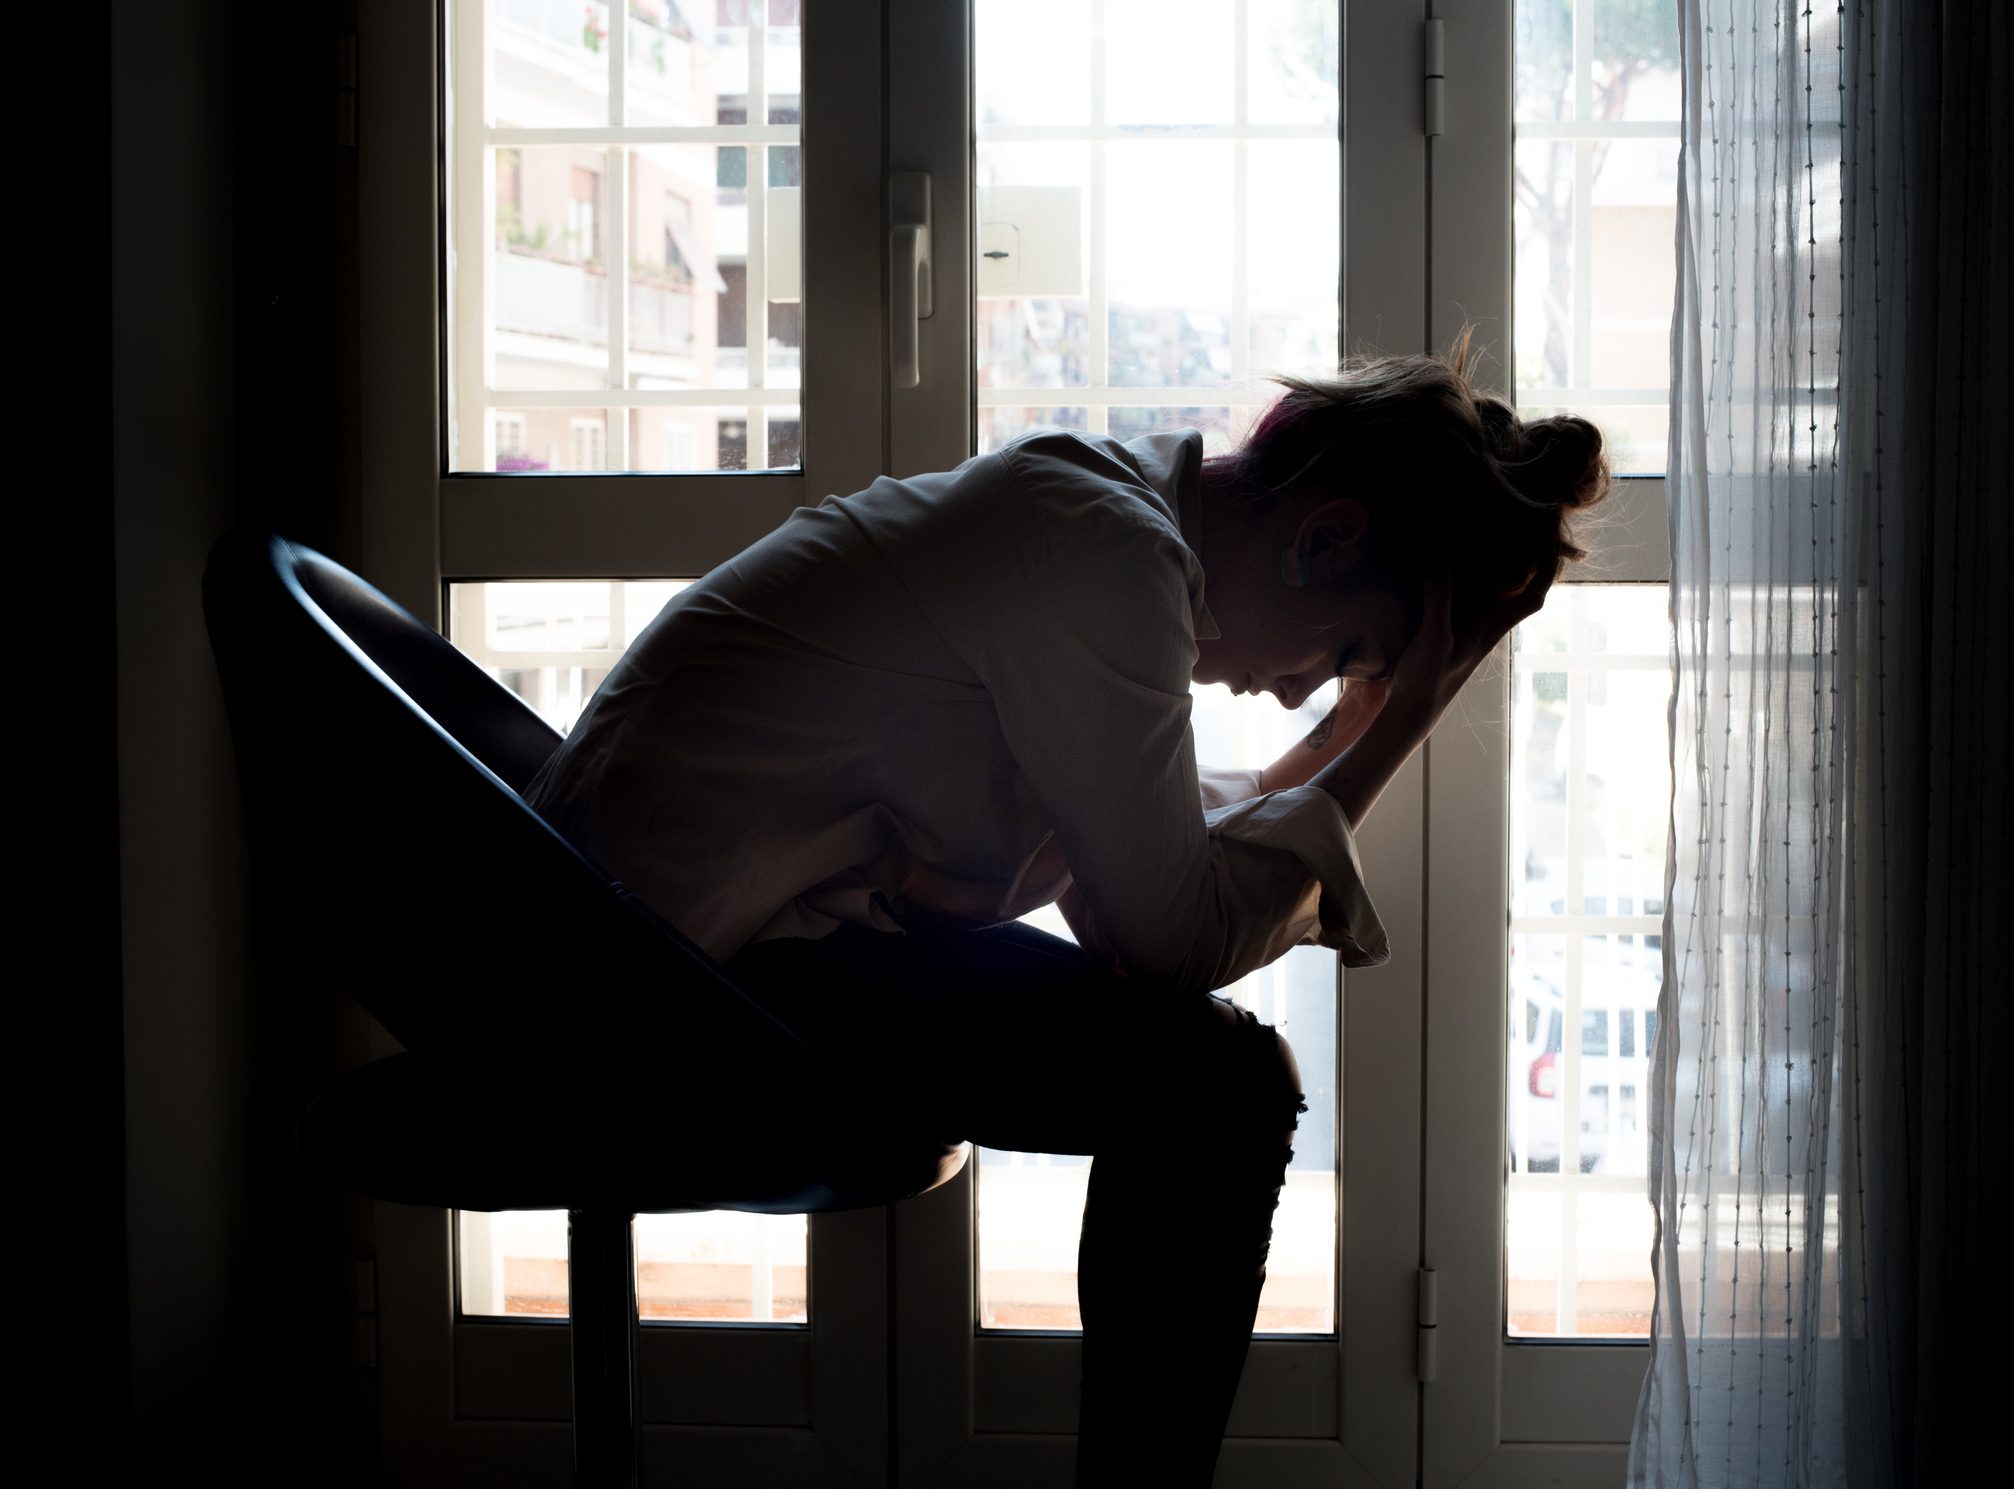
[1280,498,1372,587]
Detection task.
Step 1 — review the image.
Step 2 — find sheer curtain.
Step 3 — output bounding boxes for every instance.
[1631,3,2010,1485]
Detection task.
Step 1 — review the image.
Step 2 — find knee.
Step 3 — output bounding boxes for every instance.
[1255,1024,1306,1138]
[1203,999,1306,1136]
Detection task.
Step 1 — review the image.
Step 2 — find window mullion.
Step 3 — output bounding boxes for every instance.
[1230,0,1249,392]
[746,0,769,466]
[452,0,491,474]
[1086,0,1107,436]
[605,4,628,470]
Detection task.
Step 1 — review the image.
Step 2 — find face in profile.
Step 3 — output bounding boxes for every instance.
[1191,495,1423,710]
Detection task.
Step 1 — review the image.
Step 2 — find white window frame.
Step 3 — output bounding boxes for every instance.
[1415,4,1668,1483]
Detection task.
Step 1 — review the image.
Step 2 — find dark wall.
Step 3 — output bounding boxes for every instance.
[111,0,368,1475]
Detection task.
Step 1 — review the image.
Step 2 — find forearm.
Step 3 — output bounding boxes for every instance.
[1309,699,1434,830]
[1258,680,1387,795]
[1258,700,1350,794]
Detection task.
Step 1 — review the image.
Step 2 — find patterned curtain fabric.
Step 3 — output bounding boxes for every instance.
[1631,3,2010,1484]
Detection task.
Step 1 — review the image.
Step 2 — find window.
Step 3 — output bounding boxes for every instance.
[968,0,1344,1341]
[446,0,805,472]
[368,2,1671,1479]
[1513,0,1681,473]
[971,0,1339,456]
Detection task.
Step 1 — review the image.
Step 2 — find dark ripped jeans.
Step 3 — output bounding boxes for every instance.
[724,917,1308,1489]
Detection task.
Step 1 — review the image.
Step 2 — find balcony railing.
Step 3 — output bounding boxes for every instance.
[495,0,697,114]
[630,280,695,355]
[497,250,609,345]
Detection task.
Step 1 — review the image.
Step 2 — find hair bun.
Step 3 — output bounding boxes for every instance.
[1487,408,1610,512]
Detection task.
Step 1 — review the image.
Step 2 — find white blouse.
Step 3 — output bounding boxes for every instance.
[524,427,1389,996]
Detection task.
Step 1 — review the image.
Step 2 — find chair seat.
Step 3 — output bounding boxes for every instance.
[298,1053,969,1215]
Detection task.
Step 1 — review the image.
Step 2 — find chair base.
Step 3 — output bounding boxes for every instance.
[569,1209,639,1489]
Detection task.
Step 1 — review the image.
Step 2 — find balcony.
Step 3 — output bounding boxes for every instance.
[494,0,699,121]
[630,279,695,356]
[497,250,609,347]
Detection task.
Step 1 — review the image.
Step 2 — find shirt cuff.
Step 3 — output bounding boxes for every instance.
[1203,785,1391,968]
[1197,764,1264,812]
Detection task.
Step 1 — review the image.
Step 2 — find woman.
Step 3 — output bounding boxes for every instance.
[525,337,1609,1485]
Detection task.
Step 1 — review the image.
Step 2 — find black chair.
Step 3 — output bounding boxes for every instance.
[202,529,968,1487]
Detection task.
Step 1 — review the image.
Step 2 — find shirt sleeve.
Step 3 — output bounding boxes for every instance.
[1197,765,1263,812]
[966,497,1388,995]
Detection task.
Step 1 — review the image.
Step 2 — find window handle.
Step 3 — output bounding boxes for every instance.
[890,171,934,390]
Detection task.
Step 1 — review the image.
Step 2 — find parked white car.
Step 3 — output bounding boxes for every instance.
[1508,960,1661,1175]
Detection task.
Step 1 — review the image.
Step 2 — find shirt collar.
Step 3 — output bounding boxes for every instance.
[1129,427,1220,641]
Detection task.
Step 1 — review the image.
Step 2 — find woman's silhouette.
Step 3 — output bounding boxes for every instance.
[526,335,1609,1486]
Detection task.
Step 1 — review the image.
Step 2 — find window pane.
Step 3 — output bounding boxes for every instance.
[493,0,611,127]
[1514,0,1680,475]
[973,0,1338,451]
[446,578,809,1326]
[974,0,1092,125]
[972,0,1342,1336]
[450,0,805,472]
[1507,584,1668,1339]
[1104,0,1235,125]
[1247,0,1339,127]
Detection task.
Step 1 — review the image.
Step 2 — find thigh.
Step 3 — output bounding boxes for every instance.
[724,919,1289,1155]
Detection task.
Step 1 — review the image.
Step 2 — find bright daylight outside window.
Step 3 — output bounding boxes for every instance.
[1507,0,1676,1338]
[1514,0,1678,475]
[448,0,803,475]
[971,0,1343,1334]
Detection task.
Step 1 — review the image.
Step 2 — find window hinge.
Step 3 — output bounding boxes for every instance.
[1423,19,1446,138]
[1416,1266,1439,1383]
[336,33,359,149]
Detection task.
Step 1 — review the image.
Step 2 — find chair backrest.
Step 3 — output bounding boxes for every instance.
[201,529,829,1077]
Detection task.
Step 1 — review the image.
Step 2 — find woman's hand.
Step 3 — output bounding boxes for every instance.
[1382,567,1552,734]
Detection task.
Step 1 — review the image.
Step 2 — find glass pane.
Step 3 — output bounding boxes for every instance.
[1592,0,1682,123]
[1514,0,1680,475]
[447,579,809,1326]
[450,1,805,472]
[1104,0,1235,126]
[974,0,1092,125]
[492,0,611,127]
[1248,141,1341,374]
[490,406,610,473]
[457,1210,809,1325]
[1247,0,1340,126]
[1512,139,1576,394]
[973,0,1338,451]
[972,0,1342,1339]
[1588,139,1678,395]
[976,142,1092,393]
[1106,141,1234,388]
[1507,584,1668,1339]
[1514,0,1573,123]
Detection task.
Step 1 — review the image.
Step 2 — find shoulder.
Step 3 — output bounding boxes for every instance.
[996,428,1192,525]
